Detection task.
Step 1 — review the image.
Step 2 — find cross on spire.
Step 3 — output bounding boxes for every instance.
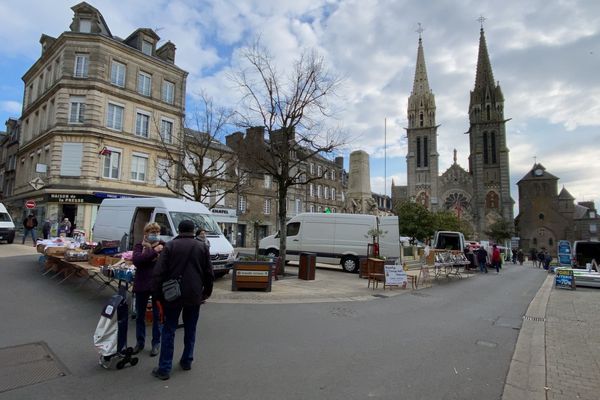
[477,15,486,29]
[416,22,424,39]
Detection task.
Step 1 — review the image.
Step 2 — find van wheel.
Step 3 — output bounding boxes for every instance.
[266,249,279,258]
[341,256,359,273]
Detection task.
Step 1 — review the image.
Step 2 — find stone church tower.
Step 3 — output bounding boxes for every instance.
[467,27,514,234]
[405,32,440,210]
[393,25,514,239]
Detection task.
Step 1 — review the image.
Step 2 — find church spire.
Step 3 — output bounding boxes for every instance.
[407,24,436,129]
[474,26,495,90]
[412,24,431,96]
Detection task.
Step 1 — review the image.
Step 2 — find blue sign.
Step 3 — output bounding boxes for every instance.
[557,240,572,267]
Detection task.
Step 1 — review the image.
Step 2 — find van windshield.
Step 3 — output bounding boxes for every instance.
[0,213,12,222]
[169,212,221,235]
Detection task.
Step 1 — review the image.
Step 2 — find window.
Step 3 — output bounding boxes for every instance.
[309,183,314,198]
[416,137,421,167]
[156,158,169,186]
[162,81,175,104]
[74,54,88,78]
[310,205,315,213]
[590,224,597,233]
[130,154,147,181]
[295,199,302,214]
[155,213,173,236]
[491,132,497,164]
[287,222,300,237]
[160,118,173,143]
[102,148,121,179]
[79,19,91,33]
[263,199,271,215]
[138,72,152,96]
[310,163,315,175]
[317,165,322,176]
[331,170,336,181]
[60,143,83,176]
[135,111,150,138]
[538,213,545,220]
[106,103,124,130]
[238,196,247,213]
[317,185,322,198]
[590,211,596,219]
[111,61,126,87]
[331,188,336,201]
[141,40,153,56]
[324,186,329,199]
[69,96,85,124]
[264,174,272,189]
[483,132,489,164]
[423,136,429,167]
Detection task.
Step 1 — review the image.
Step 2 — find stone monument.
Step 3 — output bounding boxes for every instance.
[346,150,377,214]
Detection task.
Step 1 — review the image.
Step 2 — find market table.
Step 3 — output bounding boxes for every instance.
[42,254,128,291]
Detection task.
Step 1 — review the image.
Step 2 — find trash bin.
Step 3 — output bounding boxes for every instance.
[299,252,316,280]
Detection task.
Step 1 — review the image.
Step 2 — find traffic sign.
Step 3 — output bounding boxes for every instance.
[25,200,36,209]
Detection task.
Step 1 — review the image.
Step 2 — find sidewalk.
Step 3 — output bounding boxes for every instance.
[503,264,600,400]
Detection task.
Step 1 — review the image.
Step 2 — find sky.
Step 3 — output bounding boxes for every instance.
[1,0,599,214]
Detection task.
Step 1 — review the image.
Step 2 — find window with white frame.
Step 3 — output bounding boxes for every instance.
[263,199,271,215]
[214,189,225,206]
[239,195,247,213]
[318,206,323,213]
[331,170,336,180]
[102,148,121,179]
[162,80,175,104]
[156,158,169,186]
[324,186,329,200]
[68,96,85,124]
[135,110,150,138]
[295,199,302,214]
[331,188,336,201]
[317,185,322,198]
[60,143,83,176]
[130,154,147,181]
[160,118,173,143]
[317,165,322,176]
[106,103,124,130]
[310,204,315,213]
[74,54,88,78]
[309,183,314,198]
[110,61,126,87]
[141,40,153,56]
[310,163,315,175]
[79,19,91,33]
[202,157,212,175]
[264,174,272,189]
[138,71,152,96]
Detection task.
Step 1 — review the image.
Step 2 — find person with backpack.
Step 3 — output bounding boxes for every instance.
[22,213,38,245]
[151,220,214,380]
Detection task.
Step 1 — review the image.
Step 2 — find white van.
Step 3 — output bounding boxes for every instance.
[433,230,466,251]
[93,197,236,276]
[259,213,378,273]
[572,240,600,269]
[0,203,16,244]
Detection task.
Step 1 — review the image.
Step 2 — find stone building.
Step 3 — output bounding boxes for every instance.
[515,163,599,254]
[2,2,187,236]
[392,26,514,239]
[0,119,20,204]
[225,127,346,247]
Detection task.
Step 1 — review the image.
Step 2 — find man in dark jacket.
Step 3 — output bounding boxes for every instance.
[22,213,38,245]
[151,220,214,380]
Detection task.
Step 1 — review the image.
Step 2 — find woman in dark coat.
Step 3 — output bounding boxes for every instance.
[132,222,165,356]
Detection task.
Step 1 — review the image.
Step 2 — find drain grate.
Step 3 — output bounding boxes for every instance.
[372,294,388,298]
[523,315,546,322]
[0,342,68,394]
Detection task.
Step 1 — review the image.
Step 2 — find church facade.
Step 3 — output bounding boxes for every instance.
[392,26,514,239]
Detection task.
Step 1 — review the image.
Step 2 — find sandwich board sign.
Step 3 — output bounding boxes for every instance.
[384,263,408,288]
[555,268,576,290]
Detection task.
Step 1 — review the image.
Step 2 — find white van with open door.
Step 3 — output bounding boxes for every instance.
[0,203,16,244]
[93,197,236,276]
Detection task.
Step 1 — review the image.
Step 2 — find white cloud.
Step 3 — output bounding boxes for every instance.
[0,100,21,114]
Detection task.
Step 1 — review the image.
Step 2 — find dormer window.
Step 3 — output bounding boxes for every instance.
[79,19,92,33]
[142,40,153,56]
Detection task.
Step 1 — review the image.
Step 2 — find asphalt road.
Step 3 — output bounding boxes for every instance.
[0,253,547,400]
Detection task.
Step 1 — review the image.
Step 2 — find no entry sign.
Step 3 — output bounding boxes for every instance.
[25,200,36,209]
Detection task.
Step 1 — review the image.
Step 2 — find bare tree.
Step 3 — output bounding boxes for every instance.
[156,92,249,208]
[230,41,344,271]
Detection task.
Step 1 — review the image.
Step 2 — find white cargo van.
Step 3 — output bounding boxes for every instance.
[259,213,378,273]
[572,240,600,269]
[93,197,235,276]
[433,230,466,251]
[0,203,16,244]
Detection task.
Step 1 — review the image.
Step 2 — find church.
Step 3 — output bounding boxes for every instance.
[392,25,514,239]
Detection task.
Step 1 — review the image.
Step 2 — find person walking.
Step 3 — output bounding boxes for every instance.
[42,218,51,240]
[476,246,488,273]
[58,217,71,237]
[152,220,214,380]
[22,213,38,245]
[492,244,502,274]
[517,249,524,265]
[530,248,537,267]
[132,222,165,357]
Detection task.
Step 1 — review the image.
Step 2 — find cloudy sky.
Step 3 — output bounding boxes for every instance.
[1,0,599,213]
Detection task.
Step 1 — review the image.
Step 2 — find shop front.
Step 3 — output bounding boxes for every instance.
[210,207,238,245]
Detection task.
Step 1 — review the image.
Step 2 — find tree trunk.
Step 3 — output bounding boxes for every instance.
[278,184,287,275]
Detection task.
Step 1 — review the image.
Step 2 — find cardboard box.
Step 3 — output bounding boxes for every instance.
[88,253,107,267]
[105,255,122,266]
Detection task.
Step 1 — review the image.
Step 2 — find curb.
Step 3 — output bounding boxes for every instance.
[502,273,553,400]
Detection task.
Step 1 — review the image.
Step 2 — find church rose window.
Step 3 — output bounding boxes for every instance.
[417,191,429,208]
[444,192,470,217]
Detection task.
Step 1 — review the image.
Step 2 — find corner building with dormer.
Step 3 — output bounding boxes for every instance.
[392,27,514,239]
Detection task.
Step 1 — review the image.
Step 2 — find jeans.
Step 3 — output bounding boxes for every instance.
[493,260,501,273]
[22,228,36,244]
[134,291,162,348]
[478,260,488,273]
[157,303,200,374]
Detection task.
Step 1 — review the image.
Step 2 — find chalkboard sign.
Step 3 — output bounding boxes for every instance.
[555,268,576,290]
[384,264,408,287]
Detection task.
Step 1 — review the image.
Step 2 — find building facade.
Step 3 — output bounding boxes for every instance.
[515,163,599,255]
[392,26,514,239]
[3,2,187,236]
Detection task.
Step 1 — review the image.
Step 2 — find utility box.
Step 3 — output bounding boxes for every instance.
[298,252,316,280]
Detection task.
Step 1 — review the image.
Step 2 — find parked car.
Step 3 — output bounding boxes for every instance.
[0,203,16,244]
[572,240,600,269]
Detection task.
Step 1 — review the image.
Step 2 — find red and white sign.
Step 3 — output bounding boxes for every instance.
[25,200,36,209]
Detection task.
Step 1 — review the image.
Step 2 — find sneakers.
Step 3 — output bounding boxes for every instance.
[179,361,192,371]
[132,344,144,355]
[150,344,160,357]
[151,367,170,380]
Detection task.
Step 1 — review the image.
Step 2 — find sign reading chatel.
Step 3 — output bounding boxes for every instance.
[555,268,576,290]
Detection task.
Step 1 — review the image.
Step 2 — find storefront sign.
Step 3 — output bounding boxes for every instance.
[555,268,576,290]
[92,192,139,199]
[210,208,238,223]
[46,193,103,204]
